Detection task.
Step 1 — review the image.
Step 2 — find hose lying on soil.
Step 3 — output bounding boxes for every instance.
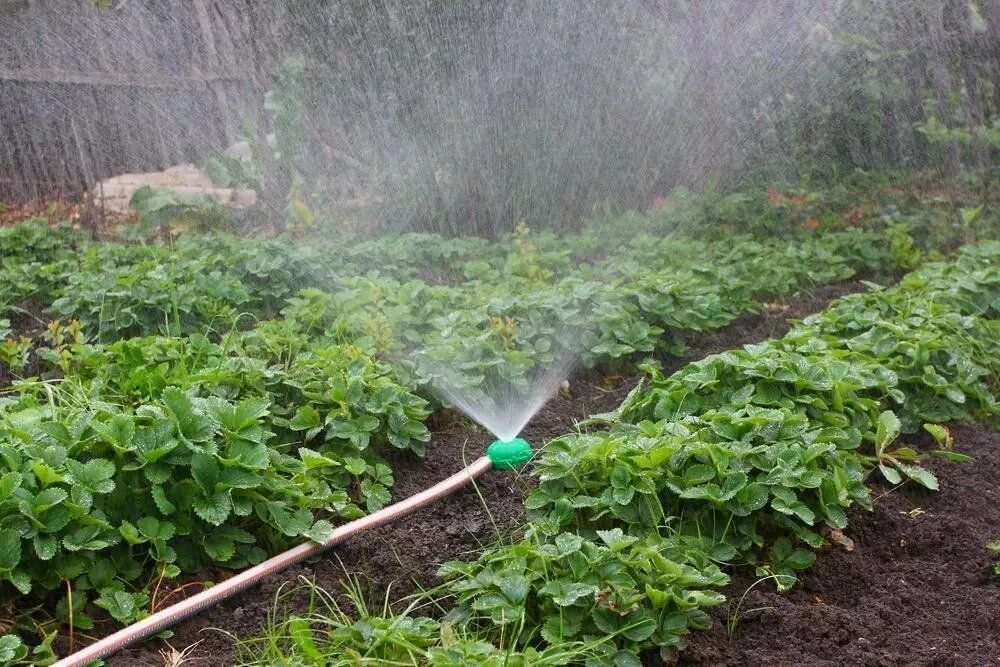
[53,455,496,667]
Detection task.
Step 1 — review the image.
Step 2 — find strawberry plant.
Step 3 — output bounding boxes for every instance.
[0,332,430,638]
[440,529,727,659]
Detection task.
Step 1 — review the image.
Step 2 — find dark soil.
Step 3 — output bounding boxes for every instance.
[94,279,982,667]
[680,423,1000,667]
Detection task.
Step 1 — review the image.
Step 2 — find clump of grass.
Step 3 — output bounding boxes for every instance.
[232,573,607,666]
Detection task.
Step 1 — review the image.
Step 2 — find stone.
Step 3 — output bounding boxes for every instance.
[92,163,257,214]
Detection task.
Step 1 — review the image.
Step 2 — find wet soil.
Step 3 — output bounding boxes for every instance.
[103,281,868,666]
[680,423,1000,667]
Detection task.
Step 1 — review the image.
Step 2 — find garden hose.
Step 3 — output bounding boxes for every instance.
[54,439,530,667]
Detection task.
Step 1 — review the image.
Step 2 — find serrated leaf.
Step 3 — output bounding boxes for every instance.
[143,462,171,484]
[932,450,972,463]
[783,548,816,570]
[119,521,144,545]
[362,481,391,511]
[0,634,25,662]
[33,534,58,560]
[151,485,176,515]
[162,387,215,442]
[554,533,584,556]
[922,423,952,448]
[878,464,902,485]
[303,520,333,544]
[226,439,270,469]
[289,406,321,431]
[0,473,22,501]
[596,528,638,552]
[137,517,175,541]
[343,457,367,476]
[896,462,939,490]
[497,574,529,604]
[0,530,22,570]
[33,488,68,513]
[203,534,236,562]
[541,580,597,606]
[190,453,219,493]
[876,410,900,448]
[222,397,270,431]
[95,588,148,624]
[193,492,231,526]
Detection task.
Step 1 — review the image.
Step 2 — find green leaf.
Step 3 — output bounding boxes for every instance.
[596,528,638,552]
[222,397,270,431]
[96,415,135,449]
[878,464,902,485]
[0,634,26,663]
[151,485,176,515]
[137,517,175,541]
[95,588,149,624]
[0,530,22,571]
[554,533,584,556]
[204,534,236,562]
[303,520,333,544]
[162,387,215,442]
[33,488,69,513]
[362,481,391,512]
[896,463,939,491]
[62,526,113,552]
[784,548,816,570]
[33,534,58,561]
[226,439,271,469]
[67,459,116,494]
[119,521,145,545]
[193,492,231,526]
[497,574,529,604]
[289,406,322,431]
[683,464,716,485]
[541,580,597,606]
[343,457,368,477]
[875,411,900,448]
[288,619,323,664]
[190,453,219,493]
[298,448,338,470]
[0,473,22,501]
[932,450,972,463]
[922,423,952,448]
[265,502,311,537]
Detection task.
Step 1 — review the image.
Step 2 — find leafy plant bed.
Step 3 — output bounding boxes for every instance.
[680,423,1000,666]
[135,243,999,667]
[99,281,870,666]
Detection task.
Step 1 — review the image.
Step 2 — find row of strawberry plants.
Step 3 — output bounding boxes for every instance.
[3,221,903,419]
[238,229,897,403]
[2,213,893,348]
[238,242,998,666]
[0,333,430,656]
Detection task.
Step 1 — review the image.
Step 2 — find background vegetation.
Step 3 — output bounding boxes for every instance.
[0,0,997,235]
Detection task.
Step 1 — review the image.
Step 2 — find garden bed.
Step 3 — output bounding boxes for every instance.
[105,281,870,666]
[681,422,1000,666]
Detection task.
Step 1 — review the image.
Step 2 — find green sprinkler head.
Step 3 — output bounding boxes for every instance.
[486,437,533,470]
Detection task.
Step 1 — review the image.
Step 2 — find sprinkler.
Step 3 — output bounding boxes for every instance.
[54,437,533,666]
[486,437,533,469]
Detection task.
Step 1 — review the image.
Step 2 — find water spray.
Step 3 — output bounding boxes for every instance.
[54,439,533,667]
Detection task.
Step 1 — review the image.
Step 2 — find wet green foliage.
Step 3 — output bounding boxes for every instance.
[0,333,428,637]
[230,242,998,667]
[0,180,995,661]
[437,242,999,661]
